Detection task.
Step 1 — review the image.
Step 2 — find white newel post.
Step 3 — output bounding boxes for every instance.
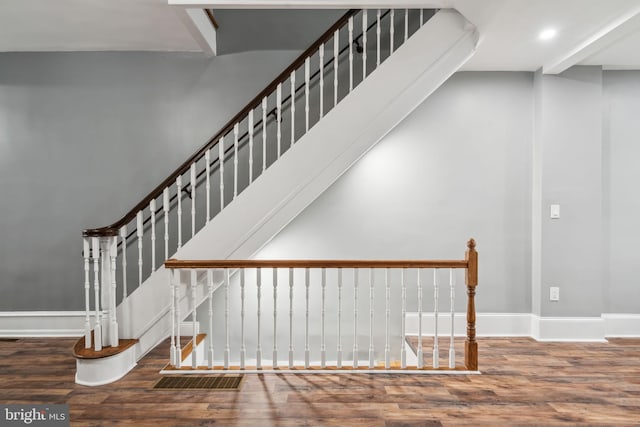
[109,236,118,346]
[91,237,102,351]
[99,236,113,347]
[82,238,92,348]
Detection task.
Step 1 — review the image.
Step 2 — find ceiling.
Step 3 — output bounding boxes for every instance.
[1,0,640,72]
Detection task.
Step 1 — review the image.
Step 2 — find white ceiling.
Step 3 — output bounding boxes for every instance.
[1,0,640,72]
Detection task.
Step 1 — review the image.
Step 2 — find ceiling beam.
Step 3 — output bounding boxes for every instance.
[543,6,640,74]
[168,0,448,8]
[174,7,218,56]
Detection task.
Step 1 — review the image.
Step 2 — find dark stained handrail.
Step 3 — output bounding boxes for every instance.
[114,8,395,246]
[83,9,359,237]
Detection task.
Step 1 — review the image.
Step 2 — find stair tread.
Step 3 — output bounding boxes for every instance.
[73,332,138,359]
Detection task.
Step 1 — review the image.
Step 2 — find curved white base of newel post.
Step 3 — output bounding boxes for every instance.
[75,346,137,386]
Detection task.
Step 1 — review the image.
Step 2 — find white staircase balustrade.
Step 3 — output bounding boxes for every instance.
[163,242,478,373]
[77,8,478,384]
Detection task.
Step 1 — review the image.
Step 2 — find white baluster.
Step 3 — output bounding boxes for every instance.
[348,17,353,92]
[320,268,326,368]
[276,83,282,158]
[207,269,214,368]
[109,236,118,346]
[290,71,296,145]
[83,238,92,348]
[191,270,197,369]
[163,188,169,260]
[433,269,439,369]
[150,199,156,271]
[205,149,211,222]
[169,269,177,366]
[404,9,409,42]
[304,58,310,133]
[91,237,102,351]
[420,9,424,25]
[224,268,230,369]
[233,123,239,199]
[190,163,196,237]
[240,269,246,369]
[256,268,262,369]
[175,269,182,368]
[273,267,278,368]
[120,226,127,299]
[333,30,339,107]
[136,211,143,286]
[390,9,395,54]
[337,268,343,368]
[176,176,182,248]
[219,137,225,209]
[362,10,368,81]
[401,268,407,369]
[417,269,423,368]
[369,268,375,369]
[376,10,381,67]
[319,44,324,118]
[288,267,294,369]
[353,268,358,368]
[304,267,310,368]
[385,268,390,369]
[262,97,267,172]
[449,268,456,368]
[248,111,254,184]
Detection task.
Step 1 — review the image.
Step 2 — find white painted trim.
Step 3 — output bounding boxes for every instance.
[160,368,479,375]
[603,313,640,337]
[0,311,94,337]
[531,315,606,342]
[180,321,200,337]
[168,0,447,9]
[543,5,640,74]
[75,345,137,386]
[405,312,532,337]
[174,7,217,56]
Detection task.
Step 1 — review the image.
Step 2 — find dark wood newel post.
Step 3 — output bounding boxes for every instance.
[465,238,478,370]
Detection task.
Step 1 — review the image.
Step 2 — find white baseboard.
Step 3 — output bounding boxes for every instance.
[531,315,606,342]
[406,312,638,341]
[405,312,532,337]
[2,311,637,340]
[0,311,89,337]
[602,313,640,337]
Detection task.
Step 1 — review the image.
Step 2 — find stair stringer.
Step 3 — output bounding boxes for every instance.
[109,9,477,374]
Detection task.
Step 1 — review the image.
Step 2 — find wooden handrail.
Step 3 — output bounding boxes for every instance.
[112,8,393,245]
[83,9,359,238]
[165,259,469,269]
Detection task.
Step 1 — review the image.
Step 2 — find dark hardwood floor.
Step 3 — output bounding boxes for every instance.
[1,337,639,426]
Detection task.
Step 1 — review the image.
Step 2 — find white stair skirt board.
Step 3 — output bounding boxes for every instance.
[90,9,478,386]
[75,345,137,387]
[602,313,640,337]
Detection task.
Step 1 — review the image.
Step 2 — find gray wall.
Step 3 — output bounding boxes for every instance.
[0,50,299,310]
[603,71,640,314]
[534,66,604,317]
[257,72,535,314]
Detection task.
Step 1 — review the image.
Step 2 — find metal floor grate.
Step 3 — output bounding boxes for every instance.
[154,375,244,390]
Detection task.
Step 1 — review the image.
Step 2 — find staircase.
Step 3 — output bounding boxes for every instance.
[75,8,478,385]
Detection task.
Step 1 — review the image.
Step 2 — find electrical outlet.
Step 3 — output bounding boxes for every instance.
[549,286,560,302]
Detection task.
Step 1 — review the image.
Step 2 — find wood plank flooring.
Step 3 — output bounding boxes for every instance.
[1,337,639,426]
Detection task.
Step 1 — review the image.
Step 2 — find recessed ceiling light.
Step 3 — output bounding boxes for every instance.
[539,28,557,41]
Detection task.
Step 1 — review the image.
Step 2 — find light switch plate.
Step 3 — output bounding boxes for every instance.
[550,204,560,219]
